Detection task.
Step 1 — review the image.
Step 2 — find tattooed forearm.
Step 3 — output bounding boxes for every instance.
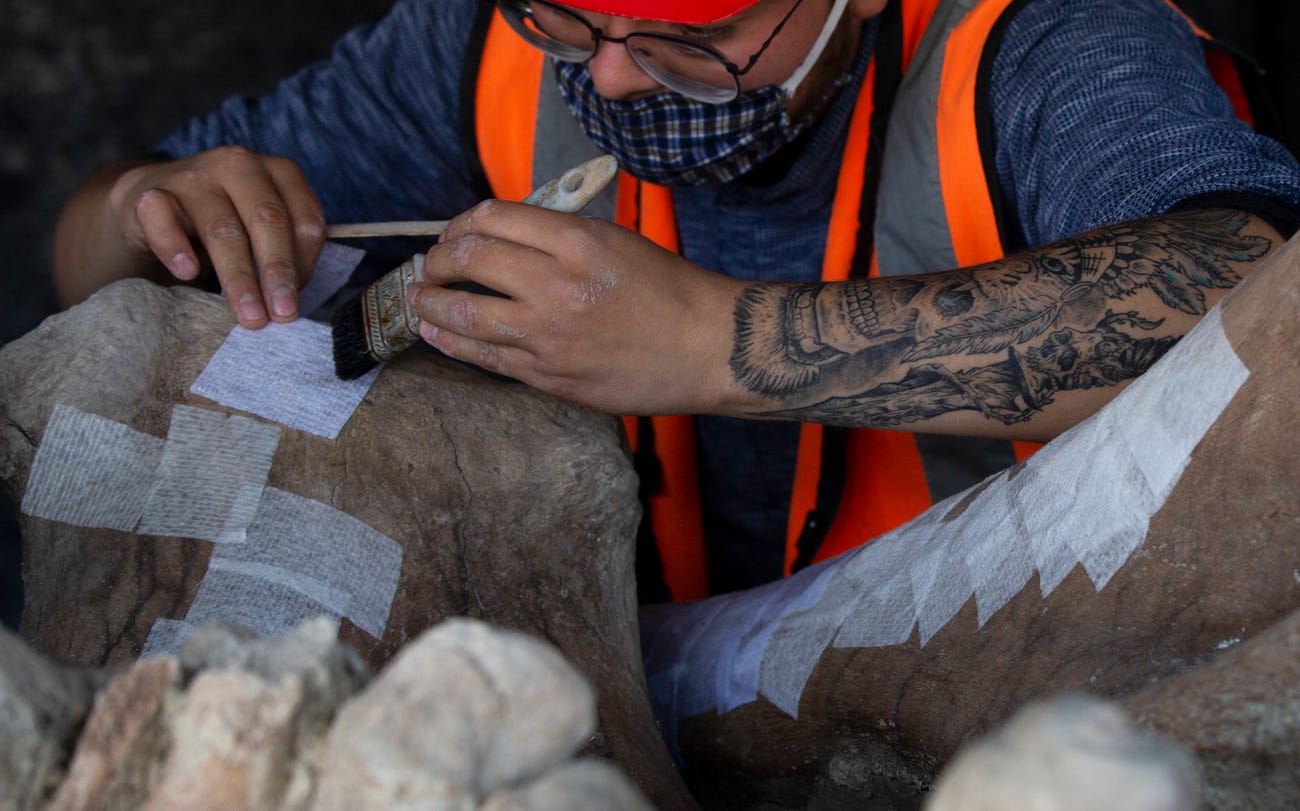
[730,209,1273,429]
[730,278,923,395]
[761,311,1179,424]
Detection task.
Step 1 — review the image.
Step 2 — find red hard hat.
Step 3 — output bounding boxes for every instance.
[557,0,763,24]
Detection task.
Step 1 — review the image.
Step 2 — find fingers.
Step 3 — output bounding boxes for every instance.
[406,281,531,349]
[192,189,271,328]
[135,183,275,327]
[199,149,303,325]
[266,156,327,307]
[437,199,583,267]
[417,320,524,377]
[135,187,201,282]
[411,202,617,377]
[422,201,613,306]
[410,202,741,415]
[126,147,325,329]
[424,219,555,298]
[408,283,542,381]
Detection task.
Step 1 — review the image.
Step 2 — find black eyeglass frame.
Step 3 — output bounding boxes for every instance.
[497,0,806,103]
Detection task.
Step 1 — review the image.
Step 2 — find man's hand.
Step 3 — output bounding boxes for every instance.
[53,146,326,329]
[406,200,748,416]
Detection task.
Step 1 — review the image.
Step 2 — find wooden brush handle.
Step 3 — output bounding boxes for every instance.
[326,220,450,239]
[326,155,617,240]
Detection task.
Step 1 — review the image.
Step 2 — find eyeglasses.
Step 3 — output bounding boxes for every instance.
[497,0,805,104]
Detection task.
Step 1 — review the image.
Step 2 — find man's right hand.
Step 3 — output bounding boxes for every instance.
[53,146,326,329]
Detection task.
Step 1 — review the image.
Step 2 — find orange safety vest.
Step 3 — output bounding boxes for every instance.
[465,0,1267,602]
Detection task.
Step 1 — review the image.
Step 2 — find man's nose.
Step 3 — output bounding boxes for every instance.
[585,31,666,100]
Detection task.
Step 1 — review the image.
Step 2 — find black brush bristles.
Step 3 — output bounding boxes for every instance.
[329,294,380,380]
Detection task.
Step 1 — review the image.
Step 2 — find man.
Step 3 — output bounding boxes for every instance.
[51,0,1300,599]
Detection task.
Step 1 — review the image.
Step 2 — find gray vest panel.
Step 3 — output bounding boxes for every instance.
[531,59,618,223]
[875,0,987,277]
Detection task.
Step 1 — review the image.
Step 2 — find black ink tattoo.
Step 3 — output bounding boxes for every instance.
[762,311,1178,425]
[730,277,926,396]
[730,209,1270,426]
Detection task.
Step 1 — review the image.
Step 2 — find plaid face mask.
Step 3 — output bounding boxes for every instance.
[554,61,812,187]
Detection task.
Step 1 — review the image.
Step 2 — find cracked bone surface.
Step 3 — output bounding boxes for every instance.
[0,279,690,809]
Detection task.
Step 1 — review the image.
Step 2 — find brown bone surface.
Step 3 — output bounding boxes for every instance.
[650,234,1300,806]
[0,279,695,810]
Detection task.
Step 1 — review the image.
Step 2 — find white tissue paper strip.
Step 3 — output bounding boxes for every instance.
[298,240,366,316]
[194,487,401,638]
[640,306,1248,723]
[136,405,281,543]
[139,618,194,659]
[190,318,379,439]
[142,486,402,656]
[21,403,164,531]
[17,401,402,659]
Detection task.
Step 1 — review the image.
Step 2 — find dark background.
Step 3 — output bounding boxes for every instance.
[2,0,1298,630]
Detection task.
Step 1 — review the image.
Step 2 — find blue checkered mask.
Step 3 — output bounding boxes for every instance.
[555,61,812,186]
[552,0,851,186]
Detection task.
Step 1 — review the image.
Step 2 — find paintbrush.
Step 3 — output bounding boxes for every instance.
[328,155,618,380]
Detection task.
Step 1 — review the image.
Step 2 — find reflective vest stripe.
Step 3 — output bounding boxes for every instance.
[792,0,959,573]
[617,178,710,602]
[936,0,1017,268]
[900,0,947,72]
[476,15,540,204]
[877,0,1002,273]
[479,15,622,215]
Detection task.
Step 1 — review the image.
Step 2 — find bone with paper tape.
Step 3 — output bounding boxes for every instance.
[329,155,618,381]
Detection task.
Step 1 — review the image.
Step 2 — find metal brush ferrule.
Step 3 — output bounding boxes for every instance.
[359,253,425,363]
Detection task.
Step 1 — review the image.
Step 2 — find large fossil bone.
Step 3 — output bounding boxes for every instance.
[0,278,693,809]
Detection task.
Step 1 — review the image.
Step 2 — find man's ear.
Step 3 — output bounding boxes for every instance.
[849,0,888,21]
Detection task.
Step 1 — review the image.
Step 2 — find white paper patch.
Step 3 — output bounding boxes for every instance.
[139,484,403,656]
[202,487,403,637]
[136,405,281,543]
[139,618,194,659]
[184,572,349,640]
[21,403,164,531]
[190,318,379,439]
[753,563,846,718]
[18,402,404,659]
[641,306,1249,723]
[297,240,365,316]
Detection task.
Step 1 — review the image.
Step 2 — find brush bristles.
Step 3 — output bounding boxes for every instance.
[330,296,381,380]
